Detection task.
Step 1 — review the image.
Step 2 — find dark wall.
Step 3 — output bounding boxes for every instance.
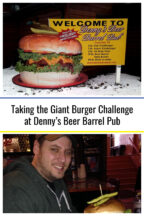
[111,3,141,78]
[3,3,141,77]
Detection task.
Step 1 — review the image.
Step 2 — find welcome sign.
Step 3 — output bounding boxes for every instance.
[49,19,128,66]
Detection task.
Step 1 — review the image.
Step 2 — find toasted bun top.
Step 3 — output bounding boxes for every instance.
[19,34,82,54]
[84,199,125,213]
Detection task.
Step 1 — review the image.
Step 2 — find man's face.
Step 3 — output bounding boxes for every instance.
[33,136,72,182]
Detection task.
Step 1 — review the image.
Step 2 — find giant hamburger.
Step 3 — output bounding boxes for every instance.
[15,34,83,86]
[84,192,126,213]
[84,198,125,213]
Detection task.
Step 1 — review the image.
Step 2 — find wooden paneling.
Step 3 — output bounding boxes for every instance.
[65,3,113,18]
[106,155,139,191]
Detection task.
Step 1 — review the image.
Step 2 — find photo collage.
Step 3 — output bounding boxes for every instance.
[2,1,142,214]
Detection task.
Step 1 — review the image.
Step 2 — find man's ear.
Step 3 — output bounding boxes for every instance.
[33,140,40,155]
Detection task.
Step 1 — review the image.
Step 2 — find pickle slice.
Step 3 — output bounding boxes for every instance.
[87,191,118,204]
[93,197,110,207]
[30,27,58,35]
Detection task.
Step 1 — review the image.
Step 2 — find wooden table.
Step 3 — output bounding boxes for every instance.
[65,177,108,193]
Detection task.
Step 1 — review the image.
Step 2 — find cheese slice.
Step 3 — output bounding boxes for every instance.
[28,56,73,65]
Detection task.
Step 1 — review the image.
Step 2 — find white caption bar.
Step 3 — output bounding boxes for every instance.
[0,98,143,132]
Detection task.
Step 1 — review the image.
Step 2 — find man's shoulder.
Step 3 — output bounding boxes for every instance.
[3,157,35,187]
[4,169,32,188]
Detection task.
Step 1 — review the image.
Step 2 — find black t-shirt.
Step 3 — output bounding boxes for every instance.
[45,180,55,192]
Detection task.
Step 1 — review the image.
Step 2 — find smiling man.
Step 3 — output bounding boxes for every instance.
[3,134,77,213]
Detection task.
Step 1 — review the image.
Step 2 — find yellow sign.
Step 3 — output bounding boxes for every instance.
[49,19,128,66]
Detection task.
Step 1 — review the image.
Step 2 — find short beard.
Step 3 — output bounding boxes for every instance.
[35,156,61,182]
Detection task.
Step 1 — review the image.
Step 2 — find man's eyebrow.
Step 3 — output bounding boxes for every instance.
[50,144,72,151]
[50,144,60,148]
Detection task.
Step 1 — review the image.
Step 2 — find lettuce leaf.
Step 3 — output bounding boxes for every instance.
[124,209,132,213]
[15,49,83,73]
[15,61,83,74]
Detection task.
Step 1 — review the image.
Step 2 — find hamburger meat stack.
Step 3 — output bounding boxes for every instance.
[15,34,83,86]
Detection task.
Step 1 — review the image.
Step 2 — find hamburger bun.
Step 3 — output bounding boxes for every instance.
[84,198,125,213]
[19,34,82,54]
[20,71,79,86]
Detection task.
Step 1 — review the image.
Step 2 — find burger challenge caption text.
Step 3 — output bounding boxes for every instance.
[11,104,133,127]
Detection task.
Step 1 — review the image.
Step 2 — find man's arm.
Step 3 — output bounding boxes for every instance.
[3,185,35,213]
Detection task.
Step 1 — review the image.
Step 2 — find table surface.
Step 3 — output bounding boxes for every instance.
[65,177,108,193]
[3,67,141,96]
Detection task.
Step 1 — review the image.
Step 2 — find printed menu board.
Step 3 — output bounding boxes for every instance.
[49,19,128,66]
